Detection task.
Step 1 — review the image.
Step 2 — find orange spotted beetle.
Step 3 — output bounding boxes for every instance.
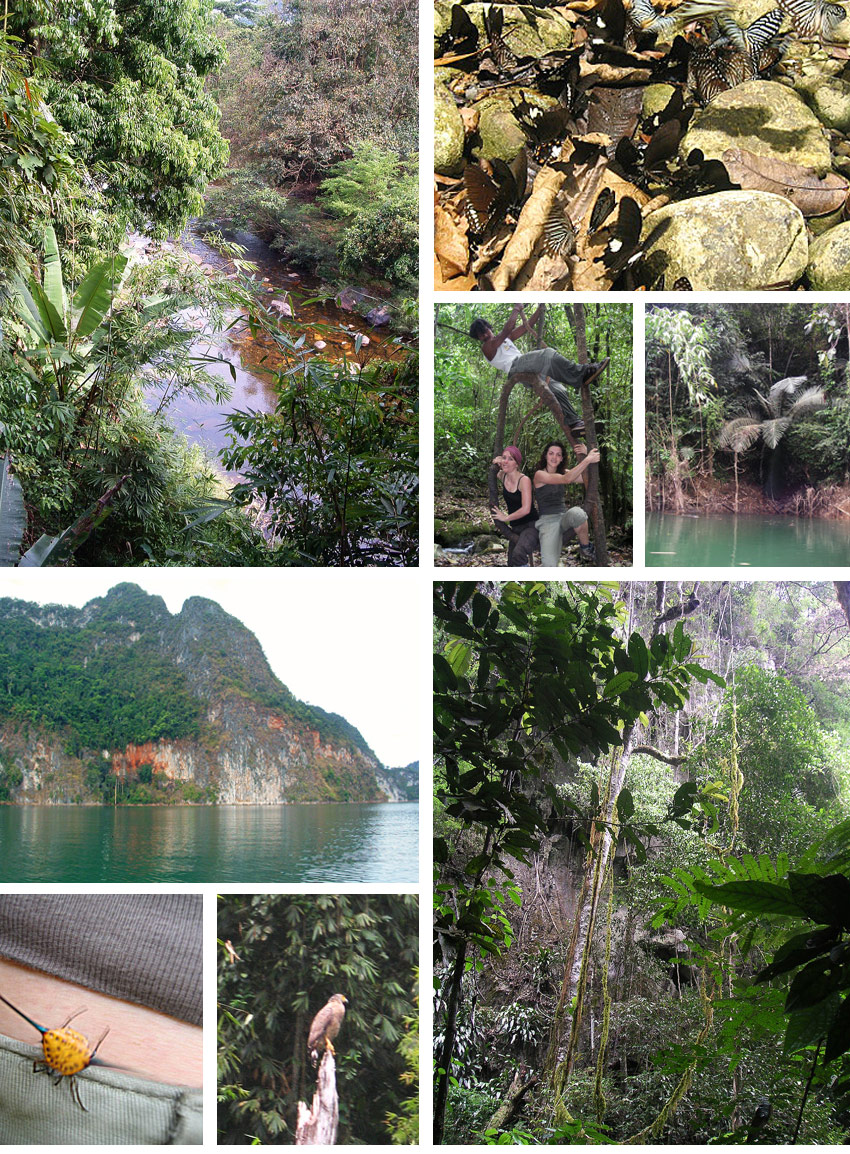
[0,991,111,1111]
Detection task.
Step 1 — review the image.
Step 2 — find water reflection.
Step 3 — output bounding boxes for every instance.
[0,803,419,884]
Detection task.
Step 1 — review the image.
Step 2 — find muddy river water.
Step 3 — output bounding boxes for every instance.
[143,227,404,465]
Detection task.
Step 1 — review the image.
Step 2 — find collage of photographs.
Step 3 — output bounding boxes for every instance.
[2,0,850,1147]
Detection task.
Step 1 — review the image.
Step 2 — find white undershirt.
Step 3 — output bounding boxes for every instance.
[486,337,521,373]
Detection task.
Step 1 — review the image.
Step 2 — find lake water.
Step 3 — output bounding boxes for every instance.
[646,512,850,567]
[0,803,419,884]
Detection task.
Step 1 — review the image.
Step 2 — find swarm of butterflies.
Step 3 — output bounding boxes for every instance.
[434,0,849,290]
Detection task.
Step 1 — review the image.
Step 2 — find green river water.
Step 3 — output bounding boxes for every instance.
[646,512,850,567]
[0,803,418,884]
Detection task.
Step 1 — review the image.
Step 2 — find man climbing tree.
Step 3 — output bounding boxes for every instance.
[469,303,610,451]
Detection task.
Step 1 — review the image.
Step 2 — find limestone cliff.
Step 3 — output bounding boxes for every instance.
[0,584,390,805]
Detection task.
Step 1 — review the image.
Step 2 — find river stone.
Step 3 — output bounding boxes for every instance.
[642,191,808,289]
[461,4,573,55]
[435,80,465,174]
[682,81,832,175]
[799,71,850,133]
[807,223,850,289]
[473,95,529,163]
[642,84,677,119]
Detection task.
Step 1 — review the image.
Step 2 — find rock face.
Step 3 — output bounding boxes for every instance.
[0,584,390,806]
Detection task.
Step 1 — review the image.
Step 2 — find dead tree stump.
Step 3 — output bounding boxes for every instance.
[295,1050,339,1145]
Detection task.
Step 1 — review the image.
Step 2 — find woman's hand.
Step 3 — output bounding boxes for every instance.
[584,448,600,466]
[491,506,509,522]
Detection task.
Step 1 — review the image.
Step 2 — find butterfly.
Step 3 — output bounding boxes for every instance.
[689,7,786,101]
[511,97,572,165]
[463,153,528,235]
[777,0,845,39]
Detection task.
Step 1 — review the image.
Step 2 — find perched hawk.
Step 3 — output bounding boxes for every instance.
[307,993,347,1068]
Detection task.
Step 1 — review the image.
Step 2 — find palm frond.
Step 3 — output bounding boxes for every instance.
[787,386,827,420]
[768,375,807,406]
[760,416,792,449]
[718,417,761,452]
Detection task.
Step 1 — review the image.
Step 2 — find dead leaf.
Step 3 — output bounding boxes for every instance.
[722,148,849,217]
[434,203,470,282]
[490,165,567,289]
[523,252,571,289]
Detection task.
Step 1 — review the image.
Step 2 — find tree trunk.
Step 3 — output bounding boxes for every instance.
[485,1068,539,1135]
[567,303,610,565]
[433,939,468,1144]
[296,1050,339,1145]
[835,582,850,627]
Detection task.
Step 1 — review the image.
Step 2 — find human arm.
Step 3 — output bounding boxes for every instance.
[487,304,524,352]
[0,956,202,1086]
[491,474,532,523]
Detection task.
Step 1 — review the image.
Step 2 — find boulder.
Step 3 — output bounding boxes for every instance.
[807,222,850,289]
[435,80,465,175]
[366,306,391,327]
[681,80,832,175]
[642,190,808,289]
[338,287,363,311]
[269,298,293,317]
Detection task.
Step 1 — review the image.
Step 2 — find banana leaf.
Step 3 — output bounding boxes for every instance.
[19,475,127,566]
[42,224,67,330]
[72,251,129,340]
[0,453,26,566]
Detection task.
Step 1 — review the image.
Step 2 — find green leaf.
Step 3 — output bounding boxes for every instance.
[693,879,803,917]
[784,993,841,1053]
[42,224,67,329]
[617,788,634,822]
[627,633,649,678]
[72,251,129,340]
[0,454,26,567]
[471,591,490,628]
[10,273,51,341]
[603,671,638,698]
[824,995,850,1064]
[787,873,850,929]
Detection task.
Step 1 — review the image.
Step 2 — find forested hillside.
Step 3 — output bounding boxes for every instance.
[434,581,850,1144]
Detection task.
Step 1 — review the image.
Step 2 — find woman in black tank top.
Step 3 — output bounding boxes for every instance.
[490,446,539,566]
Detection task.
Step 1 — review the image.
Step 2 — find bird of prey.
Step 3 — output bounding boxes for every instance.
[307,993,348,1068]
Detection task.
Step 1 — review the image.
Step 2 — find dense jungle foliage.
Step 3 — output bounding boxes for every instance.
[434,581,850,1144]
[218,894,419,1144]
[204,0,417,292]
[0,0,417,567]
[434,303,633,551]
[647,303,850,515]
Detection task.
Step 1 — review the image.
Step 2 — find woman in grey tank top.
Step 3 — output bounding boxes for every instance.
[533,441,599,567]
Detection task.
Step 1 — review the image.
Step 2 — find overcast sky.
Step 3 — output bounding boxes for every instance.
[0,571,419,767]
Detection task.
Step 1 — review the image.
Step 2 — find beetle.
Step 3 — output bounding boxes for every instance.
[0,990,111,1111]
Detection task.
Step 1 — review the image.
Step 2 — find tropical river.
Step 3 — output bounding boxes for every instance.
[142,227,403,465]
[646,512,850,567]
[0,802,419,884]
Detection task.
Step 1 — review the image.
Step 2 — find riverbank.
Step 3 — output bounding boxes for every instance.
[647,475,850,519]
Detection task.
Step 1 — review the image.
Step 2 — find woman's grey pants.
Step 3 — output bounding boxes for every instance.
[535,507,588,567]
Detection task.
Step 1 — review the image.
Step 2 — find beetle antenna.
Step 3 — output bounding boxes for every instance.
[0,991,46,1035]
